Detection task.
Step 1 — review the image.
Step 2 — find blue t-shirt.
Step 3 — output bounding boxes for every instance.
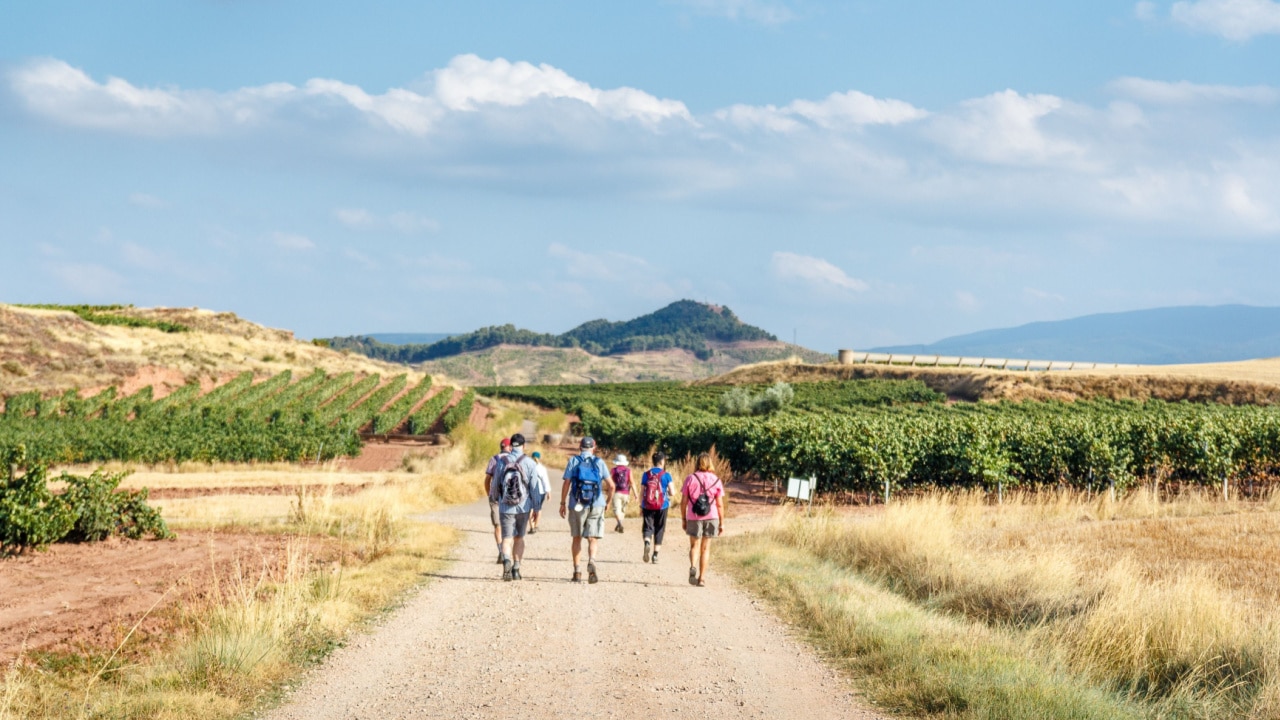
[563,453,609,509]
[640,468,674,510]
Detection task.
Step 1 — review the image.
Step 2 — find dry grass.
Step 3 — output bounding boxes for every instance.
[747,491,1280,717]
[703,359,1280,404]
[0,446,485,720]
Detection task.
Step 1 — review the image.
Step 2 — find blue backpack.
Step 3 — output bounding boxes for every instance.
[570,455,604,508]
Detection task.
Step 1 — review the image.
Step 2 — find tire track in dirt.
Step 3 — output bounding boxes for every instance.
[259,498,885,719]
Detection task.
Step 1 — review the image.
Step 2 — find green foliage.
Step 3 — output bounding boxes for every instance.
[0,448,170,555]
[719,382,795,416]
[407,388,454,435]
[324,300,776,362]
[372,376,432,434]
[17,304,189,333]
[480,380,1280,496]
[0,371,363,466]
[441,390,476,433]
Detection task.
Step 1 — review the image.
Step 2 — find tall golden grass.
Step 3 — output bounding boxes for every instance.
[738,491,1280,718]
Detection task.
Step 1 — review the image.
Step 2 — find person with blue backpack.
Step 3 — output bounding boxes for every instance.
[639,451,674,564]
[559,436,614,584]
[488,433,544,582]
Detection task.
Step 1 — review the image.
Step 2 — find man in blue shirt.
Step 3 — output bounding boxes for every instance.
[488,433,544,581]
[559,436,614,584]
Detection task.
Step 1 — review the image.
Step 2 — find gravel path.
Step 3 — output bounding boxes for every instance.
[261,498,886,719]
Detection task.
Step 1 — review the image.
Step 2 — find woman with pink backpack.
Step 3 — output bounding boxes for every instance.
[682,452,726,587]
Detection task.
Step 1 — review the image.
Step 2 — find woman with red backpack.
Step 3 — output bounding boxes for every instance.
[682,452,725,588]
[639,451,674,564]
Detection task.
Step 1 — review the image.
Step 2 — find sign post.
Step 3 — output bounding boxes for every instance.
[785,475,818,512]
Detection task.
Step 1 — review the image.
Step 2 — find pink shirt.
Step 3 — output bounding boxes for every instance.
[682,471,724,521]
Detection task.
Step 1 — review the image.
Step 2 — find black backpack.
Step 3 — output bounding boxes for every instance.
[690,473,713,516]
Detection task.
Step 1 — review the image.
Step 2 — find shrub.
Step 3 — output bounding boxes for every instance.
[719,382,795,416]
[0,451,74,555]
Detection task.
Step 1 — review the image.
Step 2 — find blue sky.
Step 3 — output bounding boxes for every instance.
[3,0,1280,350]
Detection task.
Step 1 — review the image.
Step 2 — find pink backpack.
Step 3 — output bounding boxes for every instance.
[612,466,632,494]
[642,470,666,510]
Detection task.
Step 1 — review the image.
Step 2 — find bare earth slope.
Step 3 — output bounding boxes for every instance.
[422,342,829,386]
[0,304,410,395]
[263,499,884,720]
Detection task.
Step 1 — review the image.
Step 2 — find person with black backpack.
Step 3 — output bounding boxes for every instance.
[682,452,725,588]
[559,436,614,584]
[484,437,513,564]
[639,452,674,564]
[488,433,544,581]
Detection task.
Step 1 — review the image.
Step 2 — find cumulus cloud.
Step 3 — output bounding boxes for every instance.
[771,252,867,292]
[8,55,1280,239]
[273,232,315,251]
[717,90,927,132]
[1170,0,1280,40]
[675,0,796,25]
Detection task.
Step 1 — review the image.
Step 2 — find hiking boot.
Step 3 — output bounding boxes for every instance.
[689,567,698,586]
[572,570,582,583]
[512,565,522,581]
[651,551,659,564]
[614,523,623,534]
[643,540,652,563]
[588,562,598,584]
[496,552,505,564]
[528,526,538,534]
[503,558,513,582]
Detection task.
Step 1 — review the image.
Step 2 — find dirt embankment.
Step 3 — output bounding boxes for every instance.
[0,304,411,396]
[702,360,1280,405]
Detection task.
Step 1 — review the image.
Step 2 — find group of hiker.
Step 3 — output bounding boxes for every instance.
[485,434,726,587]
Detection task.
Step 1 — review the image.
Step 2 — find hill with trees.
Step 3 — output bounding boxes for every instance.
[327,300,778,363]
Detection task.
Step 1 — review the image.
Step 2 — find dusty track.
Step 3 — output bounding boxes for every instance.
[261,498,885,719]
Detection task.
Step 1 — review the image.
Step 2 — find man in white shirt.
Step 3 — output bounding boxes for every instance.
[529,451,551,533]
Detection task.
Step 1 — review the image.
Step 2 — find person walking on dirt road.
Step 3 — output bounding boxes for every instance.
[610,454,632,534]
[489,433,543,581]
[528,451,551,533]
[639,452,674,564]
[484,437,512,563]
[560,436,614,584]
[682,452,725,588]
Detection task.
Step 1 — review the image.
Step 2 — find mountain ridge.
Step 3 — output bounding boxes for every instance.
[873,305,1280,365]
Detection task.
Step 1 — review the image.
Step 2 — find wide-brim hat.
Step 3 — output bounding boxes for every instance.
[614,454,628,466]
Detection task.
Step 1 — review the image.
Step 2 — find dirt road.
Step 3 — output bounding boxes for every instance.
[261,498,885,719]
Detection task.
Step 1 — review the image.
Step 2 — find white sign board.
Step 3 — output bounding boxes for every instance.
[786,476,816,502]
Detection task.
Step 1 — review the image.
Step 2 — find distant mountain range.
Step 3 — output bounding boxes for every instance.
[327,300,782,363]
[873,305,1280,365]
[365,333,458,346]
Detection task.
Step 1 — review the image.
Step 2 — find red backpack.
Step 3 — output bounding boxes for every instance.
[642,469,666,510]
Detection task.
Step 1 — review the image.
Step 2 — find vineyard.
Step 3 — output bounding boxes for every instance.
[481,380,1280,499]
[0,370,462,465]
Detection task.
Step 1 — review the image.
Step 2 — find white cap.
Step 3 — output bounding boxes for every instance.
[614,454,628,466]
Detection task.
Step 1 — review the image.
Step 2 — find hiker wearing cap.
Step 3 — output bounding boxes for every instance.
[639,451,674,564]
[559,436,614,584]
[682,452,726,588]
[488,433,543,581]
[610,454,632,534]
[528,451,551,533]
[484,437,513,563]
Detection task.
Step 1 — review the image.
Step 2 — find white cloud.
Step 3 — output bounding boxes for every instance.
[343,248,378,270]
[128,192,165,208]
[273,232,315,251]
[1170,0,1280,40]
[676,0,796,25]
[717,90,927,132]
[1135,1,1158,20]
[771,252,867,292]
[1111,76,1279,104]
[929,90,1085,167]
[334,208,439,233]
[549,242,650,282]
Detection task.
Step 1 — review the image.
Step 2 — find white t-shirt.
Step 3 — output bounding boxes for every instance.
[534,463,551,494]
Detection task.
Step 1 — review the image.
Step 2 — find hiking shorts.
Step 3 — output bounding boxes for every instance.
[568,504,604,538]
[642,508,668,545]
[686,518,720,538]
[500,512,530,539]
[611,493,629,517]
[489,501,501,527]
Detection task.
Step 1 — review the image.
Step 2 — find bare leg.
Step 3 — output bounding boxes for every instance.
[501,537,514,561]
[688,535,699,570]
[587,537,599,563]
[698,537,711,580]
[513,535,526,563]
[493,523,502,549]
[571,536,583,568]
